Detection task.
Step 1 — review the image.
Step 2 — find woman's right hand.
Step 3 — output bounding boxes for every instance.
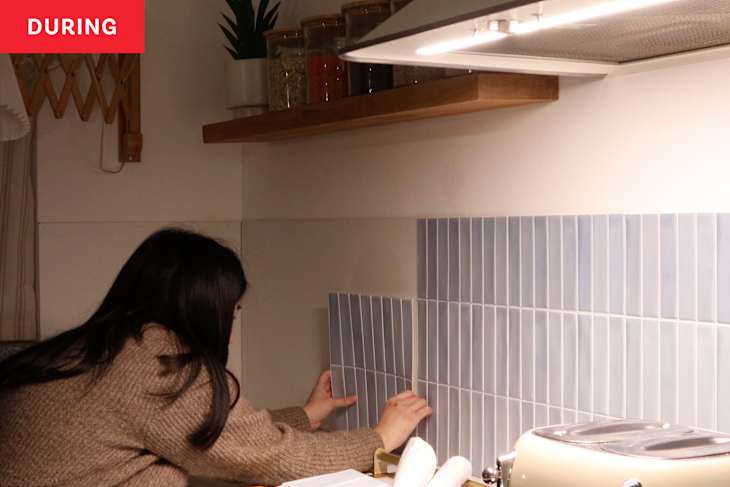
[373,390,432,452]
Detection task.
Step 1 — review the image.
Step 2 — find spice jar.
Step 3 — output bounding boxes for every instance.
[390,0,445,87]
[265,29,306,111]
[302,15,348,104]
[342,0,393,96]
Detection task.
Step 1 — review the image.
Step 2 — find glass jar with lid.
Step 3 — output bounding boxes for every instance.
[342,0,394,96]
[265,28,306,111]
[302,14,348,104]
[390,0,445,87]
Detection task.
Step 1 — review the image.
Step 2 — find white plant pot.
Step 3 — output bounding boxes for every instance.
[224,57,268,118]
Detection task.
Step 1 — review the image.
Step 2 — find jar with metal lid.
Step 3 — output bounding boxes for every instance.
[342,0,393,96]
[265,29,306,111]
[302,15,348,104]
[390,0,445,87]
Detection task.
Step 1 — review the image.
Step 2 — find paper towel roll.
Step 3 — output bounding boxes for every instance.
[392,437,437,487]
[425,456,472,487]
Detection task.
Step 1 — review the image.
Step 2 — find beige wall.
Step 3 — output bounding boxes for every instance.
[241,219,416,409]
[242,51,730,219]
[35,1,244,378]
[37,1,241,223]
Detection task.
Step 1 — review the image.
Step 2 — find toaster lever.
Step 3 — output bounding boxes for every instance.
[482,451,516,487]
[621,480,642,487]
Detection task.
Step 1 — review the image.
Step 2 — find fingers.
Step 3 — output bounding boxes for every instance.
[415,405,433,421]
[319,370,332,386]
[388,390,416,402]
[332,395,358,408]
[387,391,427,411]
[318,370,333,398]
[399,396,428,412]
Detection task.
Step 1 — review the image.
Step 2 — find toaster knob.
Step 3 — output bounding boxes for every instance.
[621,480,642,487]
[483,451,516,487]
[483,466,500,485]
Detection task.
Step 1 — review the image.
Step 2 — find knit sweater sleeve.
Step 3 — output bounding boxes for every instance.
[269,407,313,432]
[142,379,383,486]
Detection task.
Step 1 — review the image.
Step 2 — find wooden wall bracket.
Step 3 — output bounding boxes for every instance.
[11,54,143,163]
[117,54,142,162]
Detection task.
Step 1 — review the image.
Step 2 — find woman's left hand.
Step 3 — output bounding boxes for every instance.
[303,370,357,430]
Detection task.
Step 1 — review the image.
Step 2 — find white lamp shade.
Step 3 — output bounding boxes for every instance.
[0,54,31,141]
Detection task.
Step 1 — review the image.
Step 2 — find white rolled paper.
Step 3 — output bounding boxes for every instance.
[426,456,472,487]
[393,437,438,487]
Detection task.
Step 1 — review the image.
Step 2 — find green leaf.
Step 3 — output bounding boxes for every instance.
[264,13,279,31]
[220,0,275,59]
[256,0,270,30]
[224,0,241,20]
[226,0,253,34]
[219,23,240,52]
[242,1,255,32]
[262,3,280,29]
[221,13,238,36]
[225,46,240,60]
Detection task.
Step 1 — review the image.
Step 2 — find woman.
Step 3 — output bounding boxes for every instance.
[0,229,431,486]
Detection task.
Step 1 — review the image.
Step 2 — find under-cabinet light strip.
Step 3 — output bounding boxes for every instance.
[416,0,680,56]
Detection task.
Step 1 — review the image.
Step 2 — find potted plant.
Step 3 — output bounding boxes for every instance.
[220,0,280,117]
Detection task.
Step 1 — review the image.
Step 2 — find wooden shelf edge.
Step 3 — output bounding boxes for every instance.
[202,72,559,143]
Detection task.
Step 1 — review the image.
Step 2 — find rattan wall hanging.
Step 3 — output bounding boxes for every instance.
[11,53,142,162]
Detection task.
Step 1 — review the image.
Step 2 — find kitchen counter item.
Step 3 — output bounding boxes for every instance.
[265,28,306,111]
[374,448,482,487]
[426,456,472,487]
[533,420,692,445]
[302,15,348,104]
[484,420,730,487]
[603,431,730,460]
[282,469,388,486]
[342,0,393,95]
[392,437,437,487]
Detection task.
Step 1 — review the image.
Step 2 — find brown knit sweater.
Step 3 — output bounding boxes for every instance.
[0,326,382,486]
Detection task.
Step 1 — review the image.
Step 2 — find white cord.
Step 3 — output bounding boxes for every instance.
[98,117,125,174]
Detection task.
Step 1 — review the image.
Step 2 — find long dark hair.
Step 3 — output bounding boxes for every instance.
[0,228,246,449]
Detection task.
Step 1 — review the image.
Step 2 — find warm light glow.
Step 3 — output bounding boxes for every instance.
[510,0,680,34]
[416,30,507,56]
[416,0,680,56]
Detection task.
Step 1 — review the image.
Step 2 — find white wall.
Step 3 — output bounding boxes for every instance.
[38,2,241,223]
[242,46,730,218]
[35,1,244,378]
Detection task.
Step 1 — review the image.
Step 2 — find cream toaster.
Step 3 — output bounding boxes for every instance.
[482,420,730,487]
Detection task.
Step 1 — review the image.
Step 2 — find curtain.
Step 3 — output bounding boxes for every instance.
[0,130,37,341]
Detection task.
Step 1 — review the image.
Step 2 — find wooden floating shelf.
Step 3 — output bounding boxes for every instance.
[202,72,559,143]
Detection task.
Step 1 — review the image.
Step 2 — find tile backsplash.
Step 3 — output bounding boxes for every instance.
[330,214,730,474]
[329,293,413,432]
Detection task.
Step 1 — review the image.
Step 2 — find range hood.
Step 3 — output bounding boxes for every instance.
[340,0,730,76]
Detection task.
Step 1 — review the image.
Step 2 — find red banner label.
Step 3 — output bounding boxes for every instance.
[0,0,144,53]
